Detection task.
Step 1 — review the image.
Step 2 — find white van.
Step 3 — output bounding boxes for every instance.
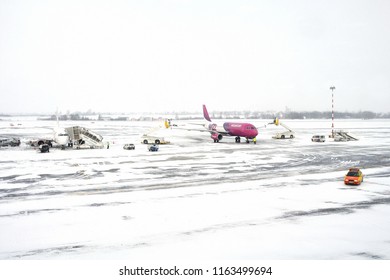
[311,135,325,142]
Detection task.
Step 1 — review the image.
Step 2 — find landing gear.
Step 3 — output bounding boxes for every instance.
[235,136,241,143]
[213,139,219,143]
[246,139,250,143]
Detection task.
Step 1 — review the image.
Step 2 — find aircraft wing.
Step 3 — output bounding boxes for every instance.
[256,120,274,129]
[186,122,205,126]
[166,122,230,135]
[189,127,231,136]
[169,125,210,133]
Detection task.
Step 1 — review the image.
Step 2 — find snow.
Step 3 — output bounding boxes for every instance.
[1,118,390,259]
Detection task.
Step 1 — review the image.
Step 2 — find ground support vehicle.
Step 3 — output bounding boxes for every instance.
[270,118,295,139]
[141,135,170,145]
[344,168,364,185]
[332,130,358,141]
[66,126,104,149]
[123,144,135,150]
[0,137,21,147]
[312,135,326,142]
[39,144,50,153]
[148,144,159,152]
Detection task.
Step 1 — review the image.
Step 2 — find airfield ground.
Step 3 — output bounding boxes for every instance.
[1,118,390,259]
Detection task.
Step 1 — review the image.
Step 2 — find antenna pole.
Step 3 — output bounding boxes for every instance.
[330,86,336,138]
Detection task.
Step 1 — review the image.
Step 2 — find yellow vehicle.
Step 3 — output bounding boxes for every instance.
[344,168,363,185]
[141,135,170,145]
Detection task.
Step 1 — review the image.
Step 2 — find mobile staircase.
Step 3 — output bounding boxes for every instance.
[332,130,358,141]
[66,126,104,149]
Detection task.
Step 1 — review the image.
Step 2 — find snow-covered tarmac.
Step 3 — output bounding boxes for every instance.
[1,118,390,259]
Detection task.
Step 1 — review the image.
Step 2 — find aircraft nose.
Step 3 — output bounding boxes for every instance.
[58,137,69,145]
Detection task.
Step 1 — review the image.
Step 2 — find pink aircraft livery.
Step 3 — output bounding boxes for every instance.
[165,105,259,143]
[202,105,258,143]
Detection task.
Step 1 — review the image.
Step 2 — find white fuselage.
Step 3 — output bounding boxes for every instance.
[53,128,70,146]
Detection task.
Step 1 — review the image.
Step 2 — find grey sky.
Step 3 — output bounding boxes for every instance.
[1,0,389,114]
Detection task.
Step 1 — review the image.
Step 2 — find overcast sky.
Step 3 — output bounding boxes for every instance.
[1,0,389,114]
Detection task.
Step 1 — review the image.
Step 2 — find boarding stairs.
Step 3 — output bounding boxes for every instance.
[333,130,358,141]
[66,126,104,149]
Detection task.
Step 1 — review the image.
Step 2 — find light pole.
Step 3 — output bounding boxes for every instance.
[330,86,336,138]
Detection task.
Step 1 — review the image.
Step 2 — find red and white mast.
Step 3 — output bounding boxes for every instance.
[330,86,336,138]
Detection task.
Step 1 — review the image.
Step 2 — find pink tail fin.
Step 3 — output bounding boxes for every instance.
[203,105,212,122]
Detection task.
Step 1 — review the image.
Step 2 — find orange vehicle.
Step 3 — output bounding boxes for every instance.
[344,168,364,185]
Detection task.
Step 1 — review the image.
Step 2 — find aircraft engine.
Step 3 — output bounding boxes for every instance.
[211,133,223,141]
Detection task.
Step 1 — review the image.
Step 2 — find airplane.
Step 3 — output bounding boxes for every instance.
[53,126,71,149]
[29,127,70,149]
[29,112,71,149]
[166,105,259,143]
[53,111,71,149]
[28,110,104,150]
